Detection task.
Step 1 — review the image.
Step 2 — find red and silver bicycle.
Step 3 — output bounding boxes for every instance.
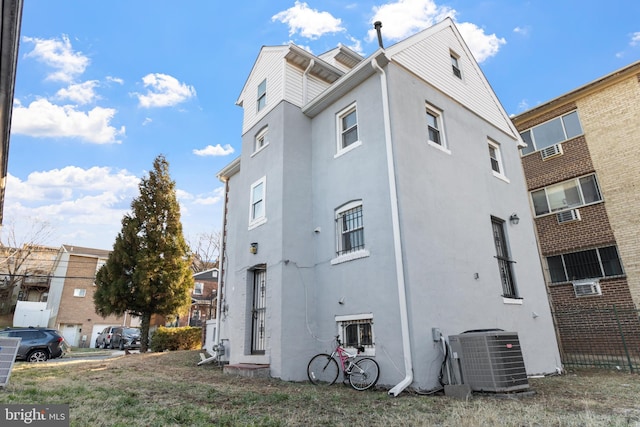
[307,336,380,391]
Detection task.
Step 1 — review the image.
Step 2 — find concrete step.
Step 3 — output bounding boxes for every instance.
[223,363,270,379]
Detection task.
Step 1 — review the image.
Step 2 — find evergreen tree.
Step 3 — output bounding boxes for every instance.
[94,155,193,352]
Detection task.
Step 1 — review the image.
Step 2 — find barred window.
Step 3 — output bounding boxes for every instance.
[491,217,518,298]
[336,314,375,356]
[336,202,364,256]
[547,246,624,283]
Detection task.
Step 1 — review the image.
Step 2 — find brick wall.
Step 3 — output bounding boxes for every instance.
[577,74,640,308]
[521,136,594,191]
[57,255,124,345]
[534,203,616,256]
[549,278,640,360]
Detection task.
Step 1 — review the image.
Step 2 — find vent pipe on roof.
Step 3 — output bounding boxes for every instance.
[374,21,384,48]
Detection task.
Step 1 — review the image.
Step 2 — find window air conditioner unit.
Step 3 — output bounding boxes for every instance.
[540,143,563,160]
[448,331,529,393]
[573,279,601,297]
[557,209,580,224]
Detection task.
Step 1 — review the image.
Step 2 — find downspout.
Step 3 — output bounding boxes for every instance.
[213,176,230,351]
[302,59,315,104]
[371,57,413,396]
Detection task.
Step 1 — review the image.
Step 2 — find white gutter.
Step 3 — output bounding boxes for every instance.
[302,58,315,104]
[371,57,413,397]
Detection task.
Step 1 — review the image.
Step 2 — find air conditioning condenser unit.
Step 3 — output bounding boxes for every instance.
[448,331,529,393]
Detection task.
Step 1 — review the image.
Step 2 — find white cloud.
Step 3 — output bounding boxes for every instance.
[367,0,505,63]
[142,117,153,126]
[135,73,196,108]
[4,167,141,249]
[457,22,506,63]
[517,99,530,113]
[12,98,124,144]
[55,80,100,104]
[630,32,640,46]
[106,76,124,85]
[367,0,454,43]
[193,144,235,157]
[272,1,345,39]
[23,35,89,82]
[513,26,531,37]
[193,187,225,206]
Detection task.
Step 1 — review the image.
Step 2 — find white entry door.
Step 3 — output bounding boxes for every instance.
[61,324,80,347]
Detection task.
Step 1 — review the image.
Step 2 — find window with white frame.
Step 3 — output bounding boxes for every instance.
[530,174,602,216]
[249,176,266,228]
[520,111,583,155]
[335,201,364,256]
[73,288,86,297]
[257,79,267,112]
[426,104,447,149]
[336,314,374,355]
[450,52,462,78]
[488,139,507,180]
[546,246,623,284]
[491,217,518,299]
[336,103,359,152]
[254,126,268,153]
[194,282,204,295]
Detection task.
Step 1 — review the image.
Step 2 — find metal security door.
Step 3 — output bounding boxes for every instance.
[251,268,266,354]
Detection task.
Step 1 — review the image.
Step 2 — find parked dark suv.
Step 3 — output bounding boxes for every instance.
[110,327,141,350]
[0,327,67,362]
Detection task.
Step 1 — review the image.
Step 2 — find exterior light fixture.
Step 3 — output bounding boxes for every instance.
[509,213,520,225]
[250,242,258,254]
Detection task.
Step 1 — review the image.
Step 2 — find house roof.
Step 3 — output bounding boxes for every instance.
[193,268,218,281]
[235,44,346,108]
[512,60,640,124]
[61,245,110,258]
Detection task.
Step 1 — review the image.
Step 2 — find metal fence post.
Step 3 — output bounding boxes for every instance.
[613,304,634,373]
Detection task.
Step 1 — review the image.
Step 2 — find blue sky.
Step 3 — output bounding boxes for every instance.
[5,0,640,251]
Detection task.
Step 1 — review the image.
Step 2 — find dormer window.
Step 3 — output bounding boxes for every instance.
[257,79,267,112]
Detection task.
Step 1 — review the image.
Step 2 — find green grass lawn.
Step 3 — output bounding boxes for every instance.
[0,350,638,426]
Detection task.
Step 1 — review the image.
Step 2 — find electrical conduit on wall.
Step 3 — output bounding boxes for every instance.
[371,56,413,397]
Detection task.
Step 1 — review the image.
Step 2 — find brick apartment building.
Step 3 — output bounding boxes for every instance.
[48,245,132,348]
[512,60,640,368]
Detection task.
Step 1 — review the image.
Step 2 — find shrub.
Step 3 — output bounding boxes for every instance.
[150,326,202,352]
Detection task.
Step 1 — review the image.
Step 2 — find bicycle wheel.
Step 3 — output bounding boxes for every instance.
[349,358,379,391]
[307,354,339,385]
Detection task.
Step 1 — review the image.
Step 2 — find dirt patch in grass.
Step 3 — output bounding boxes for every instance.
[1,351,639,426]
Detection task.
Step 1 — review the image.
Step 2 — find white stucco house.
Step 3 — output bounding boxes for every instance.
[215,18,561,394]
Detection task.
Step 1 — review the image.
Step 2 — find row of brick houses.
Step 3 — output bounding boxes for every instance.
[512,60,640,367]
[0,244,218,347]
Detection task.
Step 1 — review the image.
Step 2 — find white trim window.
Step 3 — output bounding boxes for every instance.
[426,103,449,152]
[336,103,360,156]
[194,282,204,295]
[253,126,269,154]
[520,111,583,155]
[73,288,86,297]
[488,139,509,182]
[335,313,374,356]
[336,201,364,255]
[450,52,462,79]
[257,79,267,112]
[249,176,267,229]
[531,174,602,216]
